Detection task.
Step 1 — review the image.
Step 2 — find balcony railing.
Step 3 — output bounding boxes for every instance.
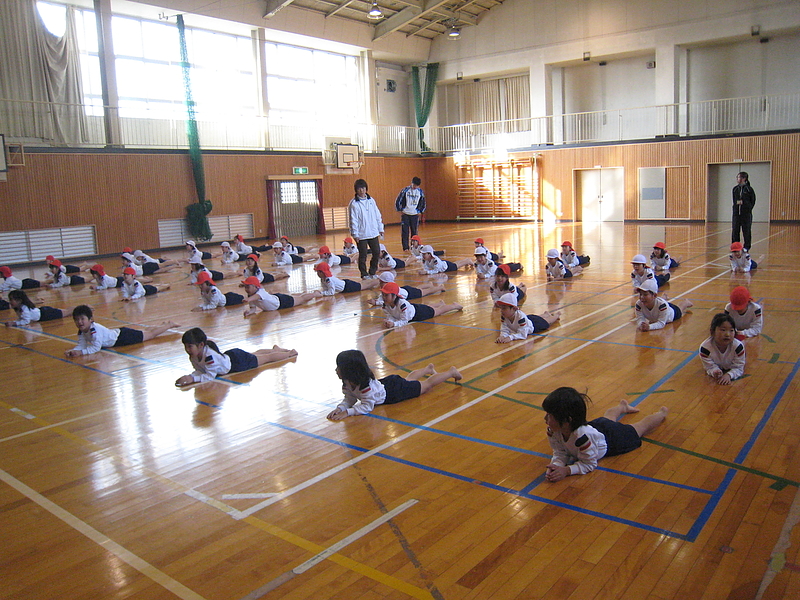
[1,93,798,154]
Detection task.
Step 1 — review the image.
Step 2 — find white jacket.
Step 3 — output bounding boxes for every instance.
[348,194,384,240]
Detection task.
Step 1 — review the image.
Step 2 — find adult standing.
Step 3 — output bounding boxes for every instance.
[395,177,426,251]
[732,171,756,251]
[348,179,384,279]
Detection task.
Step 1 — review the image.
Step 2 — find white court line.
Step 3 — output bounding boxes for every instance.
[0,408,115,443]
[0,467,208,600]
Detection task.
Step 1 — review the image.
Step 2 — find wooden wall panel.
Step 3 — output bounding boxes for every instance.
[0,132,797,259]
[666,166,690,219]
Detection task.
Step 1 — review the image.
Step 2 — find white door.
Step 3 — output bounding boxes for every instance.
[577,167,624,222]
[707,162,771,223]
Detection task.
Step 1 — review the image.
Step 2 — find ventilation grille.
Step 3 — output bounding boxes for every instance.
[0,225,96,265]
[323,207,349,231]
[158,214,254,248]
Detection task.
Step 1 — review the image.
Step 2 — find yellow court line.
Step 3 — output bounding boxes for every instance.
[0,467,208,600]
[0,400,435,599]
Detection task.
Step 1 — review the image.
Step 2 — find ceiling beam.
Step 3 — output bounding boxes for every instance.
[263,0,297,19]
[373,0,450,41]
[326,0,358,19]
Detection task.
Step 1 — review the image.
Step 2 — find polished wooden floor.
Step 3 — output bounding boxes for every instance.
[2,221,799,600]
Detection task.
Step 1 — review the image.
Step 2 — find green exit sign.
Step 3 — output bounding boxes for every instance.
[293,166,308,175]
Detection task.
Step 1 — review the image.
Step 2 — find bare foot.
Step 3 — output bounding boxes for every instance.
[658,406,669,417]
[423,363,437,376]
[619,399,640,414]
[454,303,464,311]
[450,367,463,382]
[546,310,561,321]
[166,321,180,329]
[661,292,670,301]
[684,299,694,309]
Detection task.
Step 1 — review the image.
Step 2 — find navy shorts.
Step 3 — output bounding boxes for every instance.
[563,269,573,278]
[502,262,522,272]
[22,278,40,289]
[526,314,550,332]
[515,287,525,302]
[393,259,406,269]
[262,272,275,284]
[589,417,641,457]
[142,262,159,275]
[443,260,458,272]
[64,264,80,274]
[143,284,158,296]
[380,374,422,405]
[275,293,295,309]
[402,285,422,300]
[669,258,679,269]
[224,292,244,306]
[290,255,303,264]
[201,251,212,260]
[38,306,63,321]
[668,302,682,321]
[337,255,352,265]
[224,348,258,373]
[410,303,435,322]
[341,279,361,293]
[656,273,670,287]
[69,275,86,285]
[114,327,144,347]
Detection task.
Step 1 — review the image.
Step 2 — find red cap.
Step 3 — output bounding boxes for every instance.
[123,246,133,254]
[410,235,421,242]
[730,286,751,311]
[497,264,511,276]
[561,241,573,248]
[49,259,62,268]
[381,282,400,295]
[195,271,213,285]
[0,266,11,278]
[319,246,331,255]
[344,237,354,244]
[123,267,136,276]
[246,253,259,261]
[91,264,105,276]
[241,276,261,286]
[474,238,484,244]
[653,242,666,250]
[235,234,244,241]
[314,262,332,277]
[730,242,744,251]
[45,255,55,262]
[280,236,289,241]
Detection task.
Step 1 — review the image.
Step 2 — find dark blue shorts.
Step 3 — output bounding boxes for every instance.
[22,278,40,289]
[224,292,244,306]
[669,303,682,321]
[443,260,458,272]
[262,272,275,284]
[143,284,158,296]
[402,285,422,300]
[526,314,550,332]
[275,293,295,309]
[380,374,422,405]
[69,275,86,285]
[39,306,63,321]
[201,251,212,260]
[337,255,352,265]
[64,265,80,274]
[341,279,361,293]
[410,303,435,322]
[589,417,641,457]
[224,348,258,373]
[393,259,406,269]
[290,254,303,264]
[114,327,144,347]
[142,262,159,275]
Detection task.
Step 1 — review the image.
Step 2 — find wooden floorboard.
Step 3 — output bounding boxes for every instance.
[1,221,799,599]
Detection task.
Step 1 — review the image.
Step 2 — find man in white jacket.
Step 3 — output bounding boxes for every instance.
[348,179,384,279]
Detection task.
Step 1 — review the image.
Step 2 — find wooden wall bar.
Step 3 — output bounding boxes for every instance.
[0,132,797,256]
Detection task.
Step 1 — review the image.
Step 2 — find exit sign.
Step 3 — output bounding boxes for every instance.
[293,166,308,175]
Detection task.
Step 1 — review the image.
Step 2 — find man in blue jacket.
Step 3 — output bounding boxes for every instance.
[395,177,426,251]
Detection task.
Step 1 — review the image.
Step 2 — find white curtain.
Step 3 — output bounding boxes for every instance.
[0,0,86,144]
[453,75,530,130]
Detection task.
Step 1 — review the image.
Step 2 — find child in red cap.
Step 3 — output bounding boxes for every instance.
[326,349,461,420]
[315,245,352,267]
[192,271,245,311]
[724,286,762,338]
[649,242,681,271]
[473,238,504,263]
[407,235,444,263]
[120,267,170,301]
[490,263,527,303]
[238,254,289,285]
[379,281,462,328]
[314,262,380,295]
[44,259,86,289]
[559,241,590,268]
[729,242,759,272]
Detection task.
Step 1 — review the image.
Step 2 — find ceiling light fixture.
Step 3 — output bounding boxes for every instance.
[448,26,461,39]
[368,1,383,20]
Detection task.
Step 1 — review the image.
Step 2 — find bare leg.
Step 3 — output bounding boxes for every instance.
[140,276,154,284]
[360,279,381,290]
[430,301,463,317]
[631,406,669,438]
[675,298,693,312]
[292,290,322,306]
[61,306,75,318]
[418,283,445,297]
[254,346,298,365]
[541,310,561,325]
[570,266,583,276]
[418,366,463,393]
[456,258,473,269]
[140,321,179,341]
[406,363,436,381]
[155,283,171,292]
[266,271,290,281]
[603,399,640,421]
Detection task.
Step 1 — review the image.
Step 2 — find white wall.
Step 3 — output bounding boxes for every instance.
[563,54,656,114]
[375,64,410,126]
[429,0,800,118]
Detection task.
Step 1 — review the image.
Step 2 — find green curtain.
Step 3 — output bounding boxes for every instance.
[177,15,212,241]
[411,63,439,152]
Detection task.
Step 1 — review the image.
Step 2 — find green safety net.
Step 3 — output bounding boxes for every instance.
[411,63,439,152]
[177,15,212,241]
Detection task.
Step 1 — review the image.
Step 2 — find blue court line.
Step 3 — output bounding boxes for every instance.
[0,338,118,376]
[628,352,698,407]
